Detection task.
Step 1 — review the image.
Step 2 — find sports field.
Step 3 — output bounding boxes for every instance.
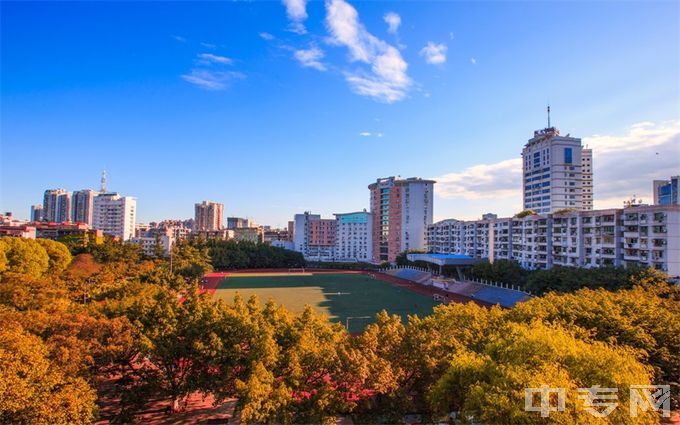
[211,272,439,333]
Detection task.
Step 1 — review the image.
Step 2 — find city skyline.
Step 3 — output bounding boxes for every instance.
[1,1,678,226]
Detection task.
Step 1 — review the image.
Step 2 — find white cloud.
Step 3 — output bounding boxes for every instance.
[196,53,233,65]
[294,46,327,71]
[282,0,308,34]
[383,12,401,34]
[201,42,217,49]
[259,32,275,41]
[359,131,384,137]
[587,120,680,208]
[325,0,411,103]
[435,158,522,201]
[181,70,244,90]
[420,42,447,65]
[470,57,477,65]
[172,35,187,43]
[449,32,454,40]
[431,120,680,220]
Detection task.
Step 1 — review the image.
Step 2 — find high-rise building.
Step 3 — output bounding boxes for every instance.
[56,192,72,223]
[582,148,593,210]
[522,125,589,214]
[30,204,43,222]
[73,189,96,225]
[93,193,137,240]
[43,189,67,222]
[653,176,679,205]
[368,176,435,262]
[195,201,224,231]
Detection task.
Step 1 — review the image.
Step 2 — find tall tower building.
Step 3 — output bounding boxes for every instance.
[368,176,435,263]
[582,148,593,210]
[73,189,96,225]
[194,201,224,231]
[43,189,67,222]
[56,192,72,223]
[30,204,43,222]
[93,193,137,240]
[522,113,588,214]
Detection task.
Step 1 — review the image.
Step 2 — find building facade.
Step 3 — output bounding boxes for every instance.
[653,176,679,206]
[522,127,592,214]
[334,211,372,262]
[427,205,680,276]
[369,176,435,263]
[73,189,96,225]
[226,217,250,229]
[92,193,137,240]
[292,211,373,262]
[30,204,43,222]
[194,201,224,231]
[42,189,68,222]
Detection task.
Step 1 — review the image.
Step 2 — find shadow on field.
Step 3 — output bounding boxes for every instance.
[216,274,438,333]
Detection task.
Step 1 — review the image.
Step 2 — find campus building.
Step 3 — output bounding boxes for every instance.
[427,205,680,276]
[334,211,372,262]
[369,176,435,262]
[521,127,592,214]
[93,193,137,241]
[653,176,679,206]
[291,211,373,262]
[194,201,224,231]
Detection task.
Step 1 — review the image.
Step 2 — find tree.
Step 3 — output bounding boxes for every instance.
[0,238,49,278]
[0,324,97,424]
[427,321,657,424]
[37,239,72,274]
[116,286,247,415]
[171,240,213,279]
[508,284,680,385]
[514,209,537,218]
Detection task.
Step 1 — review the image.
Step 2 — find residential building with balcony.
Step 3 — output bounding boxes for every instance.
[427,205,680,276]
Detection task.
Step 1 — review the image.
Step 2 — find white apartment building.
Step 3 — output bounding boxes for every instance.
[42,189,69,222]
[93,193,136,241]
[334,211,372,262]
[522,127,592,214]
[427,205,680,276]
[582,149,593,210]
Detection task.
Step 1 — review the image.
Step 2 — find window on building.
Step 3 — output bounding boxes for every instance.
[564,147,573,164]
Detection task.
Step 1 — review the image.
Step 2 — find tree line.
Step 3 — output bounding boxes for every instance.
[0,237,678,424]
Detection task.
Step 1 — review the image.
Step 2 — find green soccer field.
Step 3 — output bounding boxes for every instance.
[212,273,439,333]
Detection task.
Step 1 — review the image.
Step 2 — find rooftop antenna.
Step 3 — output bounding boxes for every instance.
[547,104,551,128]
[100,170,107,193]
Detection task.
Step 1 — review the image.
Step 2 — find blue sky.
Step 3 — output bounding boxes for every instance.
[1,0,678,227]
